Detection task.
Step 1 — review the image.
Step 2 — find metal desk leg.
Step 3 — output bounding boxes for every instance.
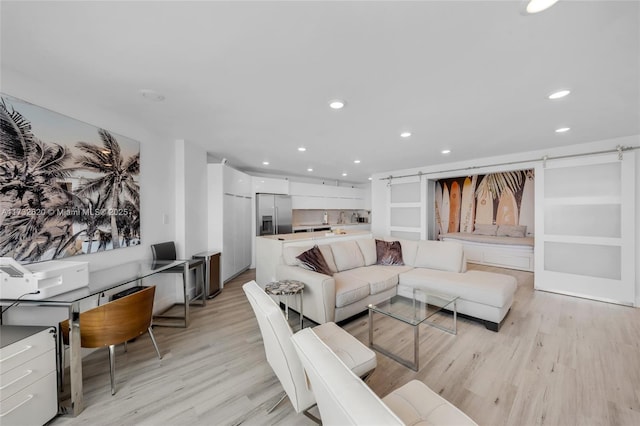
[183,262,189,328]
[68,302,83,416]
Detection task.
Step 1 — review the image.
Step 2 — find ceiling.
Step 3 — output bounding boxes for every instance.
[1,1,638,184]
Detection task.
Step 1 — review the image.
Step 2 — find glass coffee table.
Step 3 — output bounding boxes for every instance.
[368,289,458,371]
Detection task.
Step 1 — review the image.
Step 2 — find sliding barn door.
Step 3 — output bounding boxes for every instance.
[535,152,636,305]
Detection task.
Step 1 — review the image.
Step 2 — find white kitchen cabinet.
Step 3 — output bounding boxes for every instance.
[289,182,366,210]
[208,164,253,283]
[0,325,58,426]
[252,176,289,194]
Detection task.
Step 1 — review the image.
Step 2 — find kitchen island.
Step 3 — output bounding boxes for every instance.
[255,230,372,285]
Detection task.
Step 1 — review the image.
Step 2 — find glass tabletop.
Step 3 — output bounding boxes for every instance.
[0,259,186,305]
[368,289,458,326]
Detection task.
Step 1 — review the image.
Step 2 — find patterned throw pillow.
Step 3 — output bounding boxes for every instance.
[375,240,404,266]
[296,245,333,276]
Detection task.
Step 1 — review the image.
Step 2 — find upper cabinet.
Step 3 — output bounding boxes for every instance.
[252,176,289,194]
[224,166,252,197]
[289,182,366,210]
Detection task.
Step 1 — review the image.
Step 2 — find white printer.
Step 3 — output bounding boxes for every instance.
[0,258,89,300]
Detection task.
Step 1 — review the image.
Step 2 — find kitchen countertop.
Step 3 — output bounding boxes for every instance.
[258,229,371,241]
[293,222,369,230]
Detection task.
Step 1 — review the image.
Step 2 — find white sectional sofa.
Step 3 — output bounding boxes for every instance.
[275,237,517,331]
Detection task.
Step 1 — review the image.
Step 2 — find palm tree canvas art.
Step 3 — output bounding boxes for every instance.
[0,94,140,262]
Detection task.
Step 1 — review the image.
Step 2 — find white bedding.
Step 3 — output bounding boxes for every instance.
[441,232,534,247]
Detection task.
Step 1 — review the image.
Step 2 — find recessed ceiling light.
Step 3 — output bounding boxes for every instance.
[524,0,559,14]
[307,168,313,172]
[548,90,571,100]
[400,132,412,138]
[342,172,348,177]
[139,89,165,102]
[262,161,269,165]
[441,149,451,155]
[555,127,571,133]
[368,177,373,181]
[354,160,361,164]
[298,147,307,152]
[329,99,345,109]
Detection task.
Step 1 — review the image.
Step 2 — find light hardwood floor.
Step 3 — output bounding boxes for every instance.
[52,265,640,426]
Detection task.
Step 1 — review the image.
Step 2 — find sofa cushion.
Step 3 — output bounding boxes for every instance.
[333,272,371,308]
[473,224,498,236]
[356,238,377,266]
[297,245,333,276]
[385,237,419,266]
[399,269,517,308]
[355,265,414,295]
[331,240,365,272]
[497,224,527,238]
[413,240,464,273]
[375,240,404,266]
[318,244,338,273]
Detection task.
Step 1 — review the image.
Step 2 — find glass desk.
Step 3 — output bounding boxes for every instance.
[368,289,458,371]
[0,259,188,417]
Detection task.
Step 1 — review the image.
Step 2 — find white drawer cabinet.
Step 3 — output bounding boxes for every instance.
[0,326,58,426]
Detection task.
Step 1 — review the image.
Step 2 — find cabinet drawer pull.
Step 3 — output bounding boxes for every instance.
[0,345,33,363]
[0,369,33,390]
[0,394,34,417]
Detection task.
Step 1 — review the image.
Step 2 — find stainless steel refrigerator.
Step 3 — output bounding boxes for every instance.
[256,193,292,236]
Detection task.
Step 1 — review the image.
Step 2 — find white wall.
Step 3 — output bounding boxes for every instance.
[174,139,208,258]
[371,136,640,307]
[174,139,209,300]
[2,69,178,324]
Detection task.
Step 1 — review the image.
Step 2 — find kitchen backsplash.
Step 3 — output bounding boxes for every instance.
[293,209,369,225]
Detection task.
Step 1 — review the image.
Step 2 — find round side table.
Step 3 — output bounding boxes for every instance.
[265,280,305,330]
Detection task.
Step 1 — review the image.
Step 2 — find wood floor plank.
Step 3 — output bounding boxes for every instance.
[51,265,640,426]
